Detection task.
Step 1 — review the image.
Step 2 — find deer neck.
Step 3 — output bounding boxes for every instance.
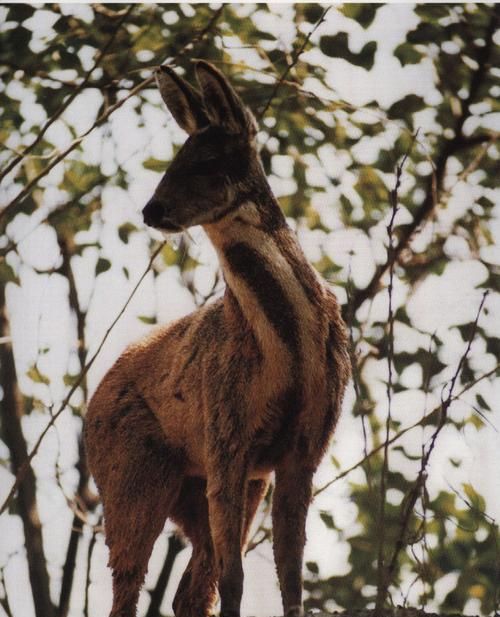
[204,195,327,385]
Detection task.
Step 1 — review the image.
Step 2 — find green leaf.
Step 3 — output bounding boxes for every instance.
[387,94,426,120]
[0,262,20,286]
[143,157,167,172]
[181,256,201,272]
[63,373,80,387]
[95,258,111,276]
[162,244,182,267]
[457,322,476,342]
[303,5,324,24]
[475,393,490,411]
[462,483,486,511]
[415,4,452,22]
[0,26,32,54]
[354,167,387,213]
[314,254,341,279]
[339,194,354,219]
[138,315,157,325]
[341,4,382,29]
[118,222,138,244]
[53,16,70,34]
[7,5,35,21]
[319,511,335,529]
[486,336,500,358]
[27,366,50,385]
[305,561,319,574]
[394,42,424,66]
[468,414,484,430]
[393,350,446,380]
[246,27,277,43]
[62,161,102,194]
[407,22,444,45]
[320,33,377,70]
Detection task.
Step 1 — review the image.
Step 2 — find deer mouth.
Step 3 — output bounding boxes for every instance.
[159,219,184,232]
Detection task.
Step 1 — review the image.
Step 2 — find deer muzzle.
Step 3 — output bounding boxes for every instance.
[142,198,164,227]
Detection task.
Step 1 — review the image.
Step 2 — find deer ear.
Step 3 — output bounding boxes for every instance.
[155,65,209,135]
[195,61,256,136]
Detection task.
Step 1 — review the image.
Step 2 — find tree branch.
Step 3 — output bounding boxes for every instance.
[345,8,499,322]
[0,5,134,184]
[257,6,332,120]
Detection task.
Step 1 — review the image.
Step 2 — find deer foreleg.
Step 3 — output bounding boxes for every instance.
[207,460,248,617]
[272,462,314,617]
[170,478,217,617]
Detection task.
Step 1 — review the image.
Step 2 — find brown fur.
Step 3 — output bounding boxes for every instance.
[84,61,350,617]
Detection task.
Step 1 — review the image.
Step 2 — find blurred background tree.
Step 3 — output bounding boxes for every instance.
[0,3,499,617]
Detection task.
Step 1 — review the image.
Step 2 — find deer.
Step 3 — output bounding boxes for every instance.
[84,60,351,617]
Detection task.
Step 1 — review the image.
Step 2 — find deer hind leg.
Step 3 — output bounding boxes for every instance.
[85,392,185,617]
[272,459,315,617]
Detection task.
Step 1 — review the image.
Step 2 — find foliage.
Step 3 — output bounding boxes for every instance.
[0,3,499,617]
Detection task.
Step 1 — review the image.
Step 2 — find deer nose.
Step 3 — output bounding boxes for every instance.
[142,198,163,227]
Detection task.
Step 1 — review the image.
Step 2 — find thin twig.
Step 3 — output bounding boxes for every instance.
[313,363,499,498]
[0,566,13,617]
[345,264,374,493]
[257,6,331,120]
[447,482,497,527]
[245,528,272,555]
[83,516,101,617]
[375,130,418,614]
[383,290,489,594]
[245,487,273,555]
[0,242,165,515]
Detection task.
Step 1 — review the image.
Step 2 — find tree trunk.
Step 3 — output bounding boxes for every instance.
[0,285,55,617]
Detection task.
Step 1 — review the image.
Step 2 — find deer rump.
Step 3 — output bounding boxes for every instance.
[84,61,350,617]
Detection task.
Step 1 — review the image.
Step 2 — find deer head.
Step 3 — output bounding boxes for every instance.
[142,61,263,232]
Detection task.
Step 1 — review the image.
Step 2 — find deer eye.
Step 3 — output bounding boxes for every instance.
[190,158,223,176]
